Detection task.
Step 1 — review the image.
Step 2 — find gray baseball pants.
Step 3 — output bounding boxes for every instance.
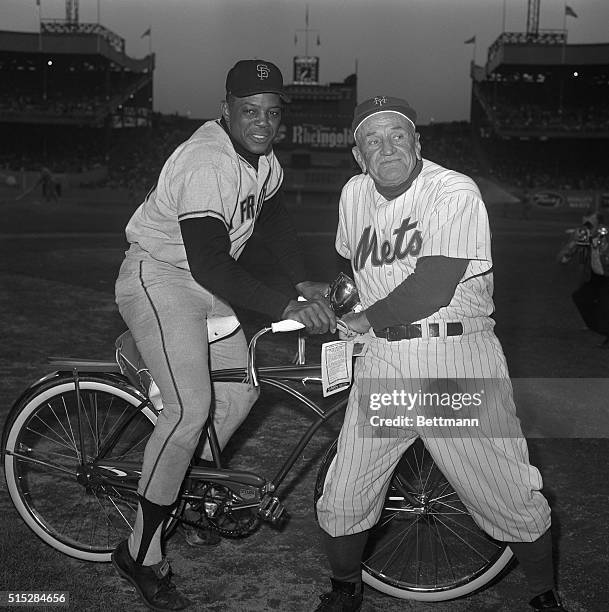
[115,245,259,505]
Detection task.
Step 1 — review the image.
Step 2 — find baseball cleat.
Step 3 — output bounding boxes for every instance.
[111,539,192,611]
[314,578,363,612]
[529,590,570,611]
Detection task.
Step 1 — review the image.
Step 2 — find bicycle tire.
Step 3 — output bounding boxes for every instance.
[314,438,514,602]
[3,375,176,562]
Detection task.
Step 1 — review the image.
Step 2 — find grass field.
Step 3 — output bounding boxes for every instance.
[0,193,607,611]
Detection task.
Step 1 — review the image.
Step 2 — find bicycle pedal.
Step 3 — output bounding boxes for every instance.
[257,495,286,524]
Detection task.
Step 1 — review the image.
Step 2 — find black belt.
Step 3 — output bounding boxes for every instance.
[373,322,463,341]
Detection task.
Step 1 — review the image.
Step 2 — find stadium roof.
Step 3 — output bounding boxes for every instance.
[0,29,152,73]
[485,31,609,74]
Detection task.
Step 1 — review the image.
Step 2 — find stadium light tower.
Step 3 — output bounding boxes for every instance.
[65,0,79,24]
[526,0,540,36]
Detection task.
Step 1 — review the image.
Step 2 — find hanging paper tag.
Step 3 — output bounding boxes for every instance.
[321,341,353,396]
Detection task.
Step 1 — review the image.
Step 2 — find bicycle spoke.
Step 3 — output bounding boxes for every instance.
[428,502,464,515]
[431,512,458,584]
[112,431,150,460]
[366,514,424,566]
[96,490,133,533]
[13,452,78,477]
[376,510,402,529]
[98,399,129,449]
[82,394,98,455]
[429,513,493,563]
[27,415,76,454]
[433,510,503,551]
[6,379,156,560]
[61,396,80,459]
[48,403,78,449]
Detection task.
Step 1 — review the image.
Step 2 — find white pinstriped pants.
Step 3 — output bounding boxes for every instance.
[316,330,551,542]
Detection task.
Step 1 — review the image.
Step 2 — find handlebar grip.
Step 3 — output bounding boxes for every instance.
[271,320,306,333]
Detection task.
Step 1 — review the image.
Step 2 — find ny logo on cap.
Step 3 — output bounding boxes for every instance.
[374,96,388,106]
[257,63,270,80]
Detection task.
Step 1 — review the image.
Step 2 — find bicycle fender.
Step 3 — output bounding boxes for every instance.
[1,372,150,452]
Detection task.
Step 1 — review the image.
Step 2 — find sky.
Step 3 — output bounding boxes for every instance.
[1,0,608,124]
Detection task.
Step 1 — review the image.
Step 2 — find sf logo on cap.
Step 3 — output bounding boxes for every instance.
[374,96,388,106]
[256,63,270,80]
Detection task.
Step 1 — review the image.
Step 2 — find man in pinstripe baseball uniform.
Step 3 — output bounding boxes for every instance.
[111,59,336,611]
[314,96,569,611]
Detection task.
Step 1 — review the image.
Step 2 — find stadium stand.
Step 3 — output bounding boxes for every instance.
[470,29,609,215]
[1,17,607,218]
[0,20,153,193]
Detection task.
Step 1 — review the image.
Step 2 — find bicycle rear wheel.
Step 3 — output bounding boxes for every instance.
[3,375,166,562]
[314,438,513,602]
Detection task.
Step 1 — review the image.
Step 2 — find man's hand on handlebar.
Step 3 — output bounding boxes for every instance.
[282,297,336,335]
[295,280,330,301]
[340,311,371,335]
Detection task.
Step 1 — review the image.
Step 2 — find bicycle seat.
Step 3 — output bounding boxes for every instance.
[207,315,240,342]
[114,316,242,411]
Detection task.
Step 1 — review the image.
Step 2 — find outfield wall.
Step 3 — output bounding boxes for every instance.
[1,166,108,194]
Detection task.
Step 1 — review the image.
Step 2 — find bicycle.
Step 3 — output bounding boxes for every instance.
[2,316,513,603]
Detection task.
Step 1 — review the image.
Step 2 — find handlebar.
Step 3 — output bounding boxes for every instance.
[270,320,306,334]
[246,293,358,386]
[246,318,307,387]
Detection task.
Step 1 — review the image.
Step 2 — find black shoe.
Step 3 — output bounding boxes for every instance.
[181,506,222,547]
[314,578,363,612]
[529,590,570,611]
[112,539,192,611]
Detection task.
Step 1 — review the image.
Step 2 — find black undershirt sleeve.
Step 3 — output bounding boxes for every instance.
[365,256,469,330]
[255,192,308,285]
[180,216,293,321]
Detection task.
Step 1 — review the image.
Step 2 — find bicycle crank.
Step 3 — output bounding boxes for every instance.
[197,482,260,538]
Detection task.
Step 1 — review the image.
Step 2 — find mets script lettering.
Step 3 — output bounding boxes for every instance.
[354,218,422,271]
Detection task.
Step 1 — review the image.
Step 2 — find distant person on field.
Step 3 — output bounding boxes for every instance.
[558,212,609,347]
[39,167,60,203]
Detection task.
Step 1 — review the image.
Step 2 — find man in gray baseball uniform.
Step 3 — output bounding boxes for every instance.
[314,96,569,611]
[111,59,336,611]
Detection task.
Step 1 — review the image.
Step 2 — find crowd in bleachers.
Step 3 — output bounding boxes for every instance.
[2,113,608,197]
[418,123,481,177]
[0,70,147,119]
[475,80,609,134]
[489,101,609,133]
[0,91,109,117]
[102,115,199,196]
[481,136,609,192]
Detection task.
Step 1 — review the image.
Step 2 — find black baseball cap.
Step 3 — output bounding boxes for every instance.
[225,59,290,103]
[352,96,417,136]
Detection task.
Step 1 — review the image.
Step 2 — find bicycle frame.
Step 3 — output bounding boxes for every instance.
[7,328,348,523]
[3,325,516,599]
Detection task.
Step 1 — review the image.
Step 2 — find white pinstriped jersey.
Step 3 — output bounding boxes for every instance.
[336,159,494,326]
[318,160,551,542]
[125,120,283,268]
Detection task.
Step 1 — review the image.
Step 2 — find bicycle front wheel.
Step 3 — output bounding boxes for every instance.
[314,438,513,602]
[3,375,158,562]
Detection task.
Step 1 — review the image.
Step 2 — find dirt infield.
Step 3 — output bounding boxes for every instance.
[1,195,607,611]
